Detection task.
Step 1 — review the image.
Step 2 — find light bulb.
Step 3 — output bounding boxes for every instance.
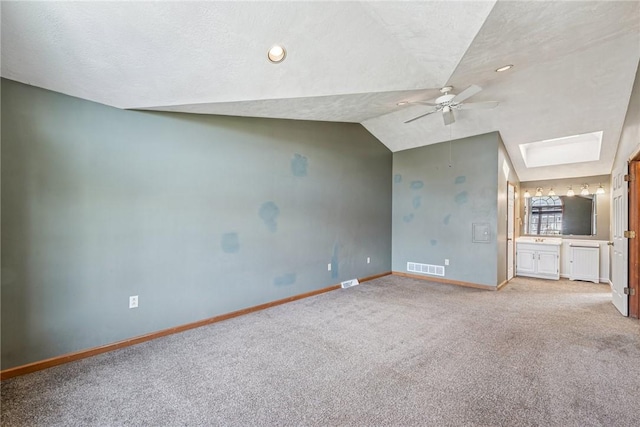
[523,189,531,198]
[581,185,590,196]
[596,184,605,195]
[567,186,575,197]
[535,188,542,197]
[548,188,556,196]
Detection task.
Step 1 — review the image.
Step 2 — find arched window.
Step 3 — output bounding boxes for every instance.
[530,196,563,235]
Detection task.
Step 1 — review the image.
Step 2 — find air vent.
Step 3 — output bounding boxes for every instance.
[341,278,360,289]
[407,262,445,276]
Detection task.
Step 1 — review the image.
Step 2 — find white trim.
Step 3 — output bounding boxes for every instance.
[560,273,609,283]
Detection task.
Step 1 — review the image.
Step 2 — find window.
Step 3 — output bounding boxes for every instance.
[529,196,563,235]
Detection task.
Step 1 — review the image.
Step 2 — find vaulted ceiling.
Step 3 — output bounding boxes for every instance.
[2,1,639,181]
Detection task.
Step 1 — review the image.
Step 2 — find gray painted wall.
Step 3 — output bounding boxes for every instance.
[612,61,640,172]
[520,175,610,241]
[1,79,392,369]
[392,132,501,287]
[497,137,520,285]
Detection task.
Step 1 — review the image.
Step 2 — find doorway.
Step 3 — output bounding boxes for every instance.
[611,152,640,319]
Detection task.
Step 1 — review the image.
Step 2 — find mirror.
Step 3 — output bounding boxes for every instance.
[524,195,596,236]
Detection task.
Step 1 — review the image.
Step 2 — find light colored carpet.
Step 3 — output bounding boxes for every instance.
[2,275,639,426]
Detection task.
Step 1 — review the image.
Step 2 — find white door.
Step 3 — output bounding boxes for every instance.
[538,251,559,276]
[611,166,628,316]
[507,184,515,280]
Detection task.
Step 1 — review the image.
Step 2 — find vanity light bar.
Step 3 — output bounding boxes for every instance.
[523,184,605,197]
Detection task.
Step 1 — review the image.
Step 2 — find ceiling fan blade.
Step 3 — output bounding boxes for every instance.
[443,110,455,126]
[458,101,499,110]
[404,109,438,124]
[452,84,482,103]
[410,101,438,106]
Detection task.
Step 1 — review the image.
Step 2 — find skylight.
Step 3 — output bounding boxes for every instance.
[519,131,603,168]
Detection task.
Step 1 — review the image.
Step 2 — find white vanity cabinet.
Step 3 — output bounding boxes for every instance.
[516,238,561,280]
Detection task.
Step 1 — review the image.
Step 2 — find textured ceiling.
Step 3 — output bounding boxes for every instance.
[2,1,639,181]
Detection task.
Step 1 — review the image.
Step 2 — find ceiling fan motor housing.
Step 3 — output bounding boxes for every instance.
[435,93,456,105]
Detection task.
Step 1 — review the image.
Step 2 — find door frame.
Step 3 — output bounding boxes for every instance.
[507,182,516,281]
[629,155,640,319]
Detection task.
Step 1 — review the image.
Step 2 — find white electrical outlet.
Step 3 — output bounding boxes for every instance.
[445,259,450,266]
[367,257,371,264]
[129,295,138,309]
[327,263,332,271]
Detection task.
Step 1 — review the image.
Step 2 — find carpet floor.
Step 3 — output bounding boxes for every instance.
[2,275,639,426]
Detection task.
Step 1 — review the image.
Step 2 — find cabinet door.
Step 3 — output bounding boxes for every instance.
[517,249,536,274]
[537,251,558,276]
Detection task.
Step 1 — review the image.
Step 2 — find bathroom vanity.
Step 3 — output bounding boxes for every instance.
[515,237,561,280]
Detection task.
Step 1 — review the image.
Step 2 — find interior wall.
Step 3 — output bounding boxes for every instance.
[497,136,520,285]
[392,132,500,287]
[0,79,393,369]
[520,175,611,241]
[612,61,640,171]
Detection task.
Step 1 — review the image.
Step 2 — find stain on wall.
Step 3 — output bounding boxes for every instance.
[455,176,466,184]
[394,174,403,184]
[430,239,437,246]
[410,180,424,190]
[259,202,280,232]
[443,214,452,225]
[274,273,297,286]
[291,154,308,177]
[221,232,240,253]
[331,243,339,280]
[403,213,414,223]
[412,196,422,209]
[454,191,469,205]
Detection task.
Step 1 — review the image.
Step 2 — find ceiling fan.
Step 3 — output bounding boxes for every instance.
[404,85,499,126]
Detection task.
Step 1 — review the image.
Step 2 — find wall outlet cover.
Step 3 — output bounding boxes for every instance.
[129,295,139,309]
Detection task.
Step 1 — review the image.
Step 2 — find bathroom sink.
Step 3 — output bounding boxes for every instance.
[516,236,562,245]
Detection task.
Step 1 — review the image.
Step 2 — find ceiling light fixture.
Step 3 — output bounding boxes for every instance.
[495,64,513,72]
[535,188,543,197]
[397,101,408,106]
[548,188,556,196]
[567,186,575,197]
[523,189,531,198]
[596,183,605,195]
[267,45,286,63]
[581,184,590,196]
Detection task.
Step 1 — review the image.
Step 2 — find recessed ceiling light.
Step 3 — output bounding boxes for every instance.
[397,101,409,106]
[267,45,286,63]
[495,64,513,72]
